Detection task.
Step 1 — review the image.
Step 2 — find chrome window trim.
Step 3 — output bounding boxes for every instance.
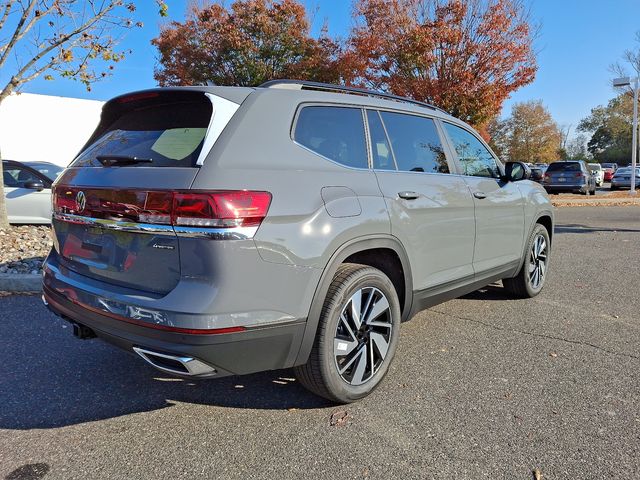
[52,213,258,239]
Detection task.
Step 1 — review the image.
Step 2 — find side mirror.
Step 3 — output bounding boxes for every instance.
[504,161,531,182]
[23,180,45,191]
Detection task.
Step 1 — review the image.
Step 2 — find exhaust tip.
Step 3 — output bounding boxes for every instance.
[133,347,217,377]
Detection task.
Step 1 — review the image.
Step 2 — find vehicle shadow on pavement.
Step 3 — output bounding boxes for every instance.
[0,299,331,431]
[460,283,514,302]
[555,223,640,234]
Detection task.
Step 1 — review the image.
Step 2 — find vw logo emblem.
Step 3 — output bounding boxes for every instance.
[75,191,86,213]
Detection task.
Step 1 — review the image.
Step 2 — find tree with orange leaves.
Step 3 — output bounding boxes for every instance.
[152,0,341,87]
[342,0,537,128]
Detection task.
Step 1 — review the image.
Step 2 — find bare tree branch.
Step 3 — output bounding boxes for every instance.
[0,0,16,32]
[2,1,118,97]
[0,0,37,67]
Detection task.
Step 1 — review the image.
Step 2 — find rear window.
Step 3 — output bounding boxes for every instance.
[546,162,581,172]
[294,106,368,169]
[72,96,213,168]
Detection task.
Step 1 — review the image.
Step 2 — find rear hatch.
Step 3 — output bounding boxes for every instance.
[52,90,221,294]
[545,162,583,185]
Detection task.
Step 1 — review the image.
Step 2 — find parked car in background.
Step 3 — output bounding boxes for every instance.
[530,167,544,183]
[22,161,65,181]
[588,163,604,186]
[2,159,54,224]
[610,166,640,190]
[542,160,596,195]
[601,162,618,182]
[42,81,554,403]
[534,163,548,173]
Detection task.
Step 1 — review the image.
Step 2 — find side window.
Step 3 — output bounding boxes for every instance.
[3,166,41,188]
[294,106,368,169]
[379,111,449,174]
[443,122,500,178]
[367,110,395,170]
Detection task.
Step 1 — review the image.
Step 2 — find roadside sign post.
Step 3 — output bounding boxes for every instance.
[614,77,638,195]
[633,77,638,195]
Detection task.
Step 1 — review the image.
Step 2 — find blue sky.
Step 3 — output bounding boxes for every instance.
[13,0,640,137]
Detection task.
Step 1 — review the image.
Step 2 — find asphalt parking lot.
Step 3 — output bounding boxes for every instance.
[1,206,639,479]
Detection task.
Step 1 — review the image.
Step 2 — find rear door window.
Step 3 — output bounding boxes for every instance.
[379,111,449,174]
[294,106,368,169]
[72,94,213,168]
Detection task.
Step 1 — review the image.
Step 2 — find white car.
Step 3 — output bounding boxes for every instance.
[588,163,604,187]
[3,160,63,224]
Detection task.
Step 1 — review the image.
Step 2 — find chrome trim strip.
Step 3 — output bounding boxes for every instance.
[53,213,175,235]
[53,213,258,239]
[172,225,258,240]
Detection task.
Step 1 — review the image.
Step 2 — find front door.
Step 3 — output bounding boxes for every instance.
[3,164,52,223]
[441,122,525,274]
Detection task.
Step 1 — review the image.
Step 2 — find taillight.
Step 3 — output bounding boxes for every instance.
[173,191,272,227]
[53,187,271,230]
[575,172,584,178]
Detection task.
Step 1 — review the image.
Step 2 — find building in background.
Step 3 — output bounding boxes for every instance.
[0,93,103,167]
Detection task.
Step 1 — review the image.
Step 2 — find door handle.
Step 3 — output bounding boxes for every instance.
[398,191,420,200]
[473,191,487,199]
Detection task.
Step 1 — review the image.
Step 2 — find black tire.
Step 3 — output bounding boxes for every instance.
[294,263,401,403]
[610,185,617,191]
[503,224,551,298]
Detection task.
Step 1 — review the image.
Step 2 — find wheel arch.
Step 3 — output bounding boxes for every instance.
[510,210,554,279]
[293,235,413,366]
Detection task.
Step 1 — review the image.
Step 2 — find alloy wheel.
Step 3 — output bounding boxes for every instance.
[333,287,393,386]
[528,234,548,290]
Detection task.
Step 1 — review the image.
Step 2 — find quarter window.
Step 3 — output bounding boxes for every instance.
[443,123,500,178]
[379,111,449,174]
[294,106,368,169]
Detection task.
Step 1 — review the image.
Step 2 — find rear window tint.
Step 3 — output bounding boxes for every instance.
[72,98,213,168]
[294,106,368,169]
[546,162,581,172]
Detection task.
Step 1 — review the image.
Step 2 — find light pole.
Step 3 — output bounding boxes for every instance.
[614,76,638,194]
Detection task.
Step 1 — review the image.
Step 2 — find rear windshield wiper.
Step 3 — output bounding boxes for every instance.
[96,155,153,166]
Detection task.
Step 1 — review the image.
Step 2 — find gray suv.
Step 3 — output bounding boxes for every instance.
[43,81,554,403]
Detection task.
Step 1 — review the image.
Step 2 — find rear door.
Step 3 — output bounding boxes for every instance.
[51,90,232,294]
[440,122,525,275]
[370,110,476,291]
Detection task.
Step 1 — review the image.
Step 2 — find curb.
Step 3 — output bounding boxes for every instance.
[552,198,640,208]
[0,273,42,292]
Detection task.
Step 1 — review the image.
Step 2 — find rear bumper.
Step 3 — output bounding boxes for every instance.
[544,186,588,193]
[42,251,309,377]
[611,180,636,189]
[43,284,306,377]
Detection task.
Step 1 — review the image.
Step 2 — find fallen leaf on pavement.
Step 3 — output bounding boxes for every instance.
[533,468,542,480]
[330,410,351,427]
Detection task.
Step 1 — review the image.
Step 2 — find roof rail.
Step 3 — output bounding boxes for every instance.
[259,79,447,114]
